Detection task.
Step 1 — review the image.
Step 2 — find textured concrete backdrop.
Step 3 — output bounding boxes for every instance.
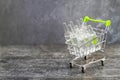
[0,0,120,45]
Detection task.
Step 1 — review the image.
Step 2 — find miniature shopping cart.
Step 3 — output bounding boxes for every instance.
[63,16,111,73]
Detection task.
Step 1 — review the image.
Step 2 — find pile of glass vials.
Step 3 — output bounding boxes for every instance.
[63,19,101,57]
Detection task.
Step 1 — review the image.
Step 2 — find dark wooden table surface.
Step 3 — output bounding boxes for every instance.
[0,44,119,80]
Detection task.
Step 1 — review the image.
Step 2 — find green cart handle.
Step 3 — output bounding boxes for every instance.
[83,16,111,27]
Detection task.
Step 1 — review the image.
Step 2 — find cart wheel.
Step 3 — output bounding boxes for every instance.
[101,60,104,66]
[70,63,72,68]
[84,56,87,60]
[81,67,85,73]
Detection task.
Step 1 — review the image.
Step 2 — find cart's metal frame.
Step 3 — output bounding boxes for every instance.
[63,16,111,73]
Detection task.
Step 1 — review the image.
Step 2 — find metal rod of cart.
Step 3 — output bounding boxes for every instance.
[63,16,111,73]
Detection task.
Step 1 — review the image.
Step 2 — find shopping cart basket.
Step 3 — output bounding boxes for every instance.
[63,16,111,73]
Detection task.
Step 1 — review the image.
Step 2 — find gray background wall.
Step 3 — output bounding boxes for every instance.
[0,0,120,45]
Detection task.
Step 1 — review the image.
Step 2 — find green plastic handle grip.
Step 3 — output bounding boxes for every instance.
[83,16,111,27]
